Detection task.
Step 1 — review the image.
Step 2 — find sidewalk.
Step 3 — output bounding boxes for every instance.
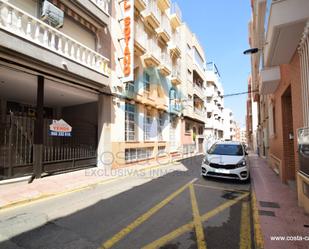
[249,154,309,249]
[0,153,200,210]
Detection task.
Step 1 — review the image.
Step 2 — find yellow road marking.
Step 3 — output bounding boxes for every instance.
[100,178,197,249]
[142,192,249,249]
[189,184,207,249]
[251,191,264,249]
[193,183,248,193]
[240,201,251,249]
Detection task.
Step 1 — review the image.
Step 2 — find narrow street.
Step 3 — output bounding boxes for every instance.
[0,156,253,249]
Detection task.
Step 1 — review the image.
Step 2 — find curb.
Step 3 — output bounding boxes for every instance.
[0,154,203,211]
[250,181,264,249]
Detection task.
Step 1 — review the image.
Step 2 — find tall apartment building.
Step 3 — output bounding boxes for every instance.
[0,0,111,179]
[205,62,225,142]
[248,0,309,213]
[108,0,216,168]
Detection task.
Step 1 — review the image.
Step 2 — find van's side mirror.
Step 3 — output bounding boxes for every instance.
[245,151,248,156]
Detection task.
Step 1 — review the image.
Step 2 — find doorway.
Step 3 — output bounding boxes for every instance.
[281,86,296,182]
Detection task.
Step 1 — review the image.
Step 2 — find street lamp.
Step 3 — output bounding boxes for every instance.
[243,48,261,55]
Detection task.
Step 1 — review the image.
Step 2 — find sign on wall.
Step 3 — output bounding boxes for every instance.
[49,119,72,137]
[122,0,134,83]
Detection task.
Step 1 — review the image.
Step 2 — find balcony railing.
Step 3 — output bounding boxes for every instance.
[194,108,205,117]
[145,0,161,24]
[161,52,171,67]
[172,64,181,78]
[0,0,109,76]
[161,13,171,36]
[170,2,182,20]
[135,23,147,47]
[90,0,110,14]
[147,38,160,61]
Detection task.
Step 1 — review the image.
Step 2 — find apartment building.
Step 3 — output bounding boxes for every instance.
[205,62,225,142]
[223,108,235,141]
[106,0,186,168]
[0,0,111,179]
[178,23,207,154]
[246,75,259,152]
[248,0,309,213]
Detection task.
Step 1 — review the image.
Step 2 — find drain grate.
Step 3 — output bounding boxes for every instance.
[259,210,276,217]
[259,201,280,208]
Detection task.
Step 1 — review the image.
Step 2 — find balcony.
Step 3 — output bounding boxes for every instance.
[159,52,172,76]
[169,2,182,29]
[260,66,281,94]
[193,83,204,100]
[169,31,181,58]
[0,0,110,80]
[89,0,109,14]
[135,0,147,12]
[156,14,171,44]
[171,65,182,85]
[141,0,160,30]
[205,86,214,97]
[134,24,147,56]
[157,0,170,11]
[264,0,309,67]
[193,107,206,123]
[143,39,160,67]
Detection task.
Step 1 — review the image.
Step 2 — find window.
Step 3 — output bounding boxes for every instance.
[158,112,165,141]
[158,146,166,154]
[185,122,191,133]
[198,126,204,135]
[125,147,153,162]
[144,110,152,141]
[143,72,150,93]
[125,103,136,141]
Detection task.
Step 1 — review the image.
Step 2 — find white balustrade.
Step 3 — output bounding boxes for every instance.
[145,0,161,23]
[161,13,171,36]
[90,0,110,14]
[0,0,109,76]
[135,23,147,47]
[147,38,160,61]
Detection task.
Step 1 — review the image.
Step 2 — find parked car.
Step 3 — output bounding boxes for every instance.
[201,141,250,182]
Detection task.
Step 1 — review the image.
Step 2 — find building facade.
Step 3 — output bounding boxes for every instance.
[0,0,235,179]
[0,0,111,179]
[248,0,309,213]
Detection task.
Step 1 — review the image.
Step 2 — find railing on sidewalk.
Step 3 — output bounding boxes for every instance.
[0,0,110,76]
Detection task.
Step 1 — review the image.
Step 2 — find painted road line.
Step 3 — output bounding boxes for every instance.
[240,201,251,249]
[142,192,249,249]
[193,183,249,193]
[189,184,207,249]
[251,191,264,249]
[100,178,198,249]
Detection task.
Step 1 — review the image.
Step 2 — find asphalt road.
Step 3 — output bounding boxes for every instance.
[0,155,253,249]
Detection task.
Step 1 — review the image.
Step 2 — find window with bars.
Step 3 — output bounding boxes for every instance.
[125,103,136,141]
[144,110,152,141]
[125,147,153,162]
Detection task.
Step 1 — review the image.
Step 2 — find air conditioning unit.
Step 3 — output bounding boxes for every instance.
[41,1,64,29]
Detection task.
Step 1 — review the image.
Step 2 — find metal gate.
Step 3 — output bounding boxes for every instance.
[0,113,97,180]
[0,114,34,179]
